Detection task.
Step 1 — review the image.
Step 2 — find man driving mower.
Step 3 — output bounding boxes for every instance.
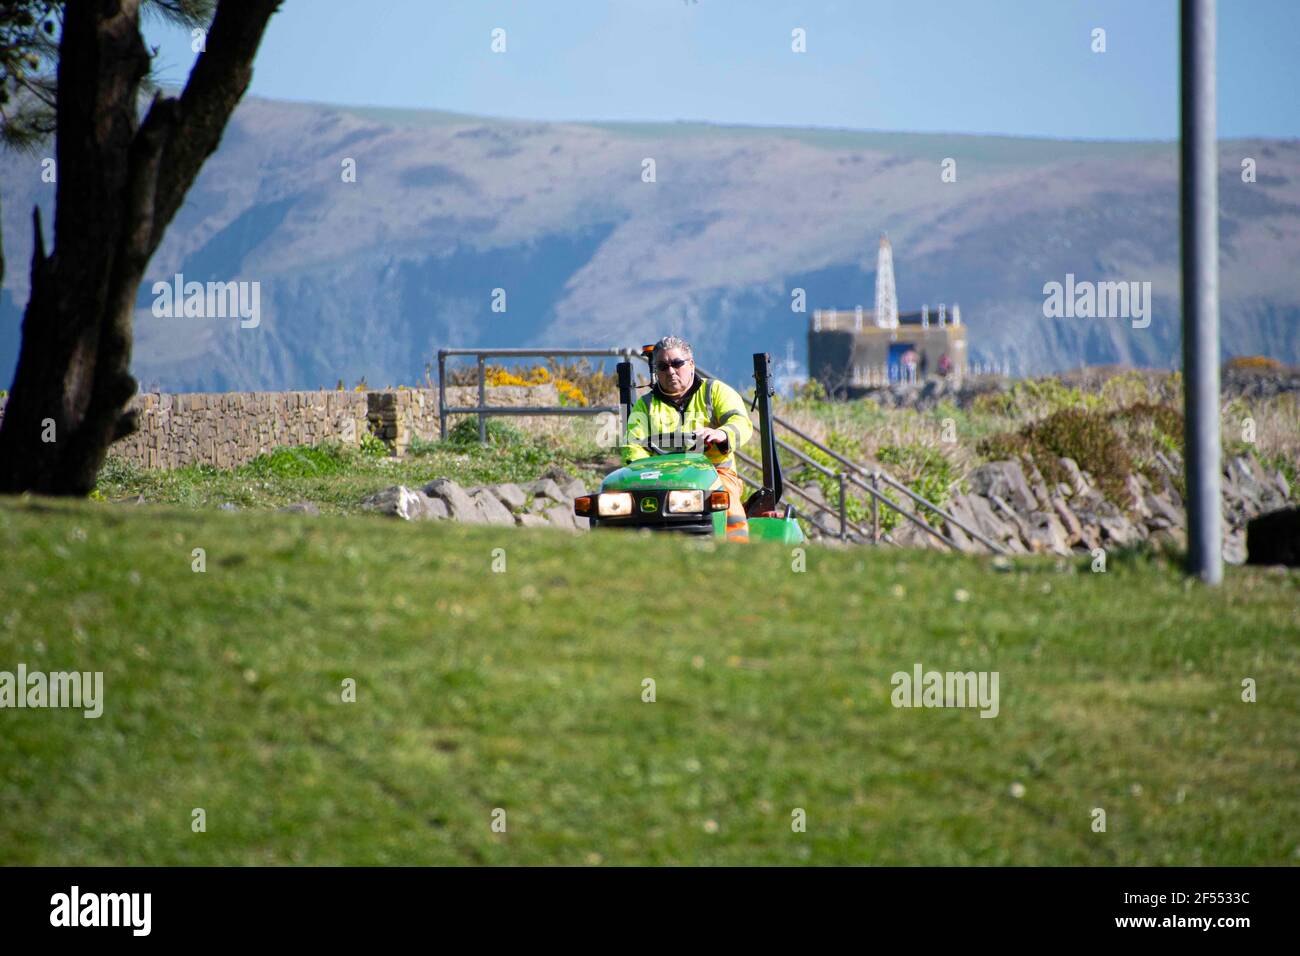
[622,336,753,542]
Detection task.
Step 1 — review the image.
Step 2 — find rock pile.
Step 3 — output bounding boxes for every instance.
[1220,365,1300,401]
[358,457,1291,563]
[797,455,1291,563]
[361,466,590,531]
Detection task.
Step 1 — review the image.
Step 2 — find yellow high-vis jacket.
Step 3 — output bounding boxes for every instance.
[622,375,754,470]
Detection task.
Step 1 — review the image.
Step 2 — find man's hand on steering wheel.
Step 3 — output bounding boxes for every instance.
[696,427,728,447]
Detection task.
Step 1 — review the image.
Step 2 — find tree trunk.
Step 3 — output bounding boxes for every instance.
[0,0,280,495]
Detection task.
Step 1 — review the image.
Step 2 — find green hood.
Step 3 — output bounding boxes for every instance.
[601,453,720,493]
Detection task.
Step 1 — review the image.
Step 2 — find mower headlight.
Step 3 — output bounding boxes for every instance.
[598,492,634,516]
[667,490,705,513]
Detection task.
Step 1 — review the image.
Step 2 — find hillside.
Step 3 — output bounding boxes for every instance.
[0,497,1296,865]
[2,98,1300,390]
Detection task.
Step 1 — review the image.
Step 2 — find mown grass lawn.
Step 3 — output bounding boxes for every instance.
[0,497,1296,865]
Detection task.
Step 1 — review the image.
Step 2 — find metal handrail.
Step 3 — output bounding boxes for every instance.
[694,359,980,550]
[734,454,874,542]
[438,347,638,442]
[763,406,1005,554]
[868,469,1004,554]
[842,470,965,551]
[773,436,837,479]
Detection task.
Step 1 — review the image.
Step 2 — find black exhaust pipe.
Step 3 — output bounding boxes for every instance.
[745,352,784,516]
[616,359,634,429]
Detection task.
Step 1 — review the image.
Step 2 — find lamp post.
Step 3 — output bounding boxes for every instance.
[1180,0,1223,584]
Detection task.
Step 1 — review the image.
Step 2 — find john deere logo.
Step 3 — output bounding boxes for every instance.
[641,497,658,513]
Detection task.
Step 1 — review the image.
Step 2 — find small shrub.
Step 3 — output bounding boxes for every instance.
[976,430,1032,463]
[825,429,864,462]
[792,379,828,403]
[556,379,589,406]
[978,407,1134,504]
[1108,402,1185,488]
[978,401,1186,505]
[877,443,960,527]
[407,436,440,457]
[97,454,145,487]
[485,367,531,387]
[1099,370,1164,409]
[1254,450,1299,501]
[446,417,525,448]
[242,444,355,479]
[789,438,870,528]
[358,431,390,458]
[452,359,618,400]
[971,377,1099,420]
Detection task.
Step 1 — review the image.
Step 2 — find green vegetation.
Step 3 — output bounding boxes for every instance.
[1254,450,1299,499]
[93,424,608,515]
[443,417,526,448]
[977,404,1185,505]
[87,366,1296,524]
[789,433,871,530]
[773,367,1298,528]
[877,443,962,529]
[1,497,1296,865]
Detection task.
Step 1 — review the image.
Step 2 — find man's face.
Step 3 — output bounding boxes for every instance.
[655,347,694,396]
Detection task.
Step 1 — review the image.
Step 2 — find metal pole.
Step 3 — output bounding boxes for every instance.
[438,350,447,441]
[871,472,880,544]
[477,356,487,444]
[837,472,847,541]
[1181,0,1223,584]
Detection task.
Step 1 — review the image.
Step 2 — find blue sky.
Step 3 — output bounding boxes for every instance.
[144,0,1299,140]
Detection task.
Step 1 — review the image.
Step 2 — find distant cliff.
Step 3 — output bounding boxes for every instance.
[3,98,1298,391]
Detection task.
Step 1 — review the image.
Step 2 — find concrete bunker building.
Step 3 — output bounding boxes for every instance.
[807,236,967,394]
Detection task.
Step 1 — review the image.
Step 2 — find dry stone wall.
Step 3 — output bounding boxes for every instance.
[0,384,562,471]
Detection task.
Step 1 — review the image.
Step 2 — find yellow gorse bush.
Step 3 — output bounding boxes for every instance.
[482,364,588,405]
[556,379,588,406]
[485,368,529,387]
[1226,355,1283,371]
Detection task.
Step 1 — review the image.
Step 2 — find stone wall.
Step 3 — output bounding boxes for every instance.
[0,383,566,470]
[795,453,1292,565]
[109,390,372,470]
[368,384,564,454]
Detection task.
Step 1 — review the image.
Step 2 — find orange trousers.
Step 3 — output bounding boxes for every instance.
[715,467,749,542]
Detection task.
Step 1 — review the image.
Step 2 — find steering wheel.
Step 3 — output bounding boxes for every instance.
[647,430,719,456]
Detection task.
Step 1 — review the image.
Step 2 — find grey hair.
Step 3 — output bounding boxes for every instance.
[652,335,693,366]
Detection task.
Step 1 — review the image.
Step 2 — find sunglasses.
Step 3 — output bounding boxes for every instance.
[656,358,691,372]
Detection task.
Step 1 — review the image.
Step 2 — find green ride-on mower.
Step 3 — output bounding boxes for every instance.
[573,352,804,544]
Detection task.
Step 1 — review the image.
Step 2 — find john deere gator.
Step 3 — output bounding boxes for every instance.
[573,352,804,544]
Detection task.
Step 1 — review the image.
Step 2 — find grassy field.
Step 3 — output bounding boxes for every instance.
[1,496,1296,865]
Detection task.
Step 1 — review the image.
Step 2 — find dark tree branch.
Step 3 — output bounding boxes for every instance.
[30,204,44,269]
[63,93,178,470]
[147,0,281,254]
[0,0,282,494]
